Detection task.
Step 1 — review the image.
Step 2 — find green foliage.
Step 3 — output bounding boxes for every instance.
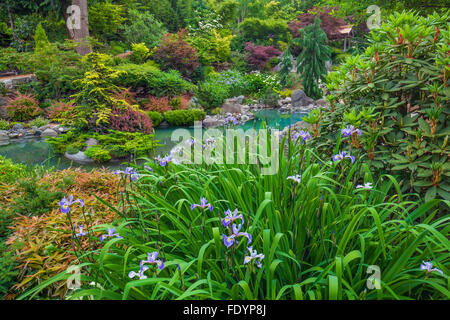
[89,1,126,40]
[33,23,50,53]
[195,79,229,110]
[47,130,157,160]
[0,156,26,184]
[146,111,164,127]
[187,29,234,66]
[121,9,166,48]
[130,43,150,64]
[28,117,49,129]
[28,44,85,100]
[279,49,294,87]
[164,109,206,126]
[296,18,331,100]
[115,63,195,97]
[71,52,129,129]
[84,146,112,163]
[239,17,290,44]
[259,87,280,107]
[21,133,450,300]
[0,119,11,130]
[320,11,450,200]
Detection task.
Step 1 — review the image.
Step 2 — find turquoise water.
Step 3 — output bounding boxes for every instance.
[0,110,307,169]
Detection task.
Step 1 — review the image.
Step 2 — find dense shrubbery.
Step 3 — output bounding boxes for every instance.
[319,11,449,201]
[164,109,206,126]
[146,111,164,127]
[1,168,120,299]
[245,42,281,70]
[115,63,194,97]
[152,30,200,77]
[46,130,158,161]
[195,70,282,110]
[109,107,153,134]
[5,93,43,121]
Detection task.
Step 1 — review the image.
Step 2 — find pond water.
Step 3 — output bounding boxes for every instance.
[0,110,307,170]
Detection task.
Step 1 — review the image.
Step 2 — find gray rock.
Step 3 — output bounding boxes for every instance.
[0,131,9,141]
[291,90,306,102]
[65,151,95,164]
[39,124,52,131]
[203,116,220,128]
[58,126,70,133]
[41,128,58,137]
[222,98,243,114]
[8,133,19,139]
[234,95,245,104]
[315,99,329,108]
[159,120,170,128]
[281,97,291,104]
[12,123,24,131]
[85,138,99,148]
[241,115,250,122]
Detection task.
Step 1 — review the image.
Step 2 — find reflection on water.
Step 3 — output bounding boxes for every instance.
[0,110,307,169]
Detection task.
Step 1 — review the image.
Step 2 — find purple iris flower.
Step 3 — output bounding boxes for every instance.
[59,195,84,214]
[225,116,238,125]
[100,227,123,242]
[287,174,301,184]
[420,261,444,275]
[185,138,196,146]
[74,224,88,238]
[141,251,164,271]
[191,198,213,212]
[292,130,311,143]
[222,209,244,228]
[144,165,153,172]
[341,125,362,137]
[115,167,139,181]
[243,246,264,268]
[222,223,252,248]
[128,264,149,280]
[332,151,355,163]
[203,137,216,150]
[155,155,178,167]
[356,182,373,190]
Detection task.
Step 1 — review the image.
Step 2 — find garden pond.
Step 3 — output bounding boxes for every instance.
[0,110,307,170]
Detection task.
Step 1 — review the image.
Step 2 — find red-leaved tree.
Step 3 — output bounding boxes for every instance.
[288,6,349,41]
[109,107,153,134]
[153,29,199,77]
[244,42,281,70]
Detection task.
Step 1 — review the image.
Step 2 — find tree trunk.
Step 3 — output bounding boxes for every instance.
[69,0,92,56]
[7,7,17,41]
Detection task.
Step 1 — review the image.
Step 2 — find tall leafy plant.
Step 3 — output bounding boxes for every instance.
[319,11,450,200]
[296,18,331,100]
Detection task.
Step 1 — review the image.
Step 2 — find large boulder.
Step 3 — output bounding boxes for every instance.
[315,98,329,108]
[85,138,99,148]
[291,89,306,103]
[11,123,24,131]
[291,89,316,108]
[41,128,58,137]
[65,151,94,164]
[221,96,244,114]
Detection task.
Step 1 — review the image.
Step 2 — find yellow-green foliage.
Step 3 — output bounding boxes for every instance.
[72,52,129,128]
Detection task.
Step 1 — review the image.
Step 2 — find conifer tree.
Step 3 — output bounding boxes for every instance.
[279,48,293,87]
[33,23,50,53]
[296,18,331,100]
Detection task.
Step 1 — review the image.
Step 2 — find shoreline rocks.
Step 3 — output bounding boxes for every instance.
[0,123,66,145]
